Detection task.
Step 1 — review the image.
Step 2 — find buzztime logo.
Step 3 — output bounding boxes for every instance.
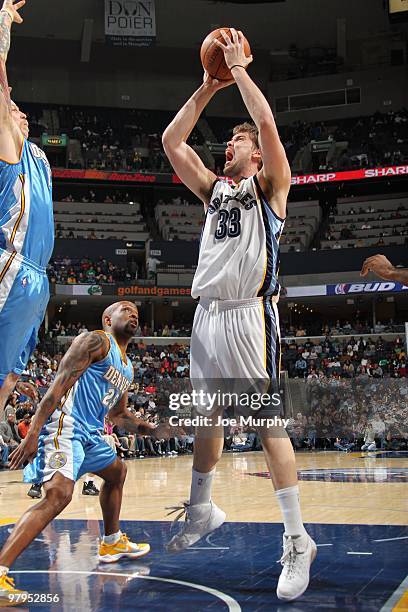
[333,282,408,295]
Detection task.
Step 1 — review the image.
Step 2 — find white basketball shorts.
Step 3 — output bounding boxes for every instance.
[190,295,281,383]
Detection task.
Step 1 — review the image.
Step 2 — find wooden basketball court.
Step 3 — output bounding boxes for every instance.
[0,450,407,610]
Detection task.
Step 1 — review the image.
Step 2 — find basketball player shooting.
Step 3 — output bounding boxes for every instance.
[162,28,316,602]
[0,0,52,415]
[0,302,163,602]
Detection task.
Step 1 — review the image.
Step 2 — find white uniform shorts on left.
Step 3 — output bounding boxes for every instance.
[190,297,281,416]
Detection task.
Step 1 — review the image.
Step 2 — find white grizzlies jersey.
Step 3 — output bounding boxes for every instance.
[191,175,286,300]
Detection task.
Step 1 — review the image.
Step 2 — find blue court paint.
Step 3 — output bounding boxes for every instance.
[248,467,408,483]
[1,520,407,611]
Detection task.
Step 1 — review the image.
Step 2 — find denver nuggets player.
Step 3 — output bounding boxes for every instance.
[0,0,54,414]
[0,302,155,601]
[163,29,315,601]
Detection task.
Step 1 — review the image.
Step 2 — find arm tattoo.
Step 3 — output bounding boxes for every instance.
[30,332,109,434]
[58,332,108,384]
[0,11,12,111]
[0,11,11,61]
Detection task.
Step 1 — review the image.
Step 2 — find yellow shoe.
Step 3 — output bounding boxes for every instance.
[0,574,29,608]
[98,533,150,563]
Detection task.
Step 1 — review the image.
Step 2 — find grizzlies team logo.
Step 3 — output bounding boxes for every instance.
[48,451,67,469]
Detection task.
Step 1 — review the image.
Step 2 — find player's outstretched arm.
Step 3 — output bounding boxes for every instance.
[361,254,408,284]
[215,29,291,218]
[0,1,24,122]
[162,74,232,207]
[9,331,109,469]
[109,393,171,438]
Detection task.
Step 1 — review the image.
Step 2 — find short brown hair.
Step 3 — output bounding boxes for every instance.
[232,122,262,169]
[233,122,259,149]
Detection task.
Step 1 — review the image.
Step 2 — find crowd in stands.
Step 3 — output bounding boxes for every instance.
[289,376,407,452]
[323,200,408,249]
[280,317,405,338]
[46,313,404,342]
[23,101,408,175]
[59,189,137,205]
[1,329,407,470]
[209,108,408,172]
[282,336,407,379]
[48,256,140,285]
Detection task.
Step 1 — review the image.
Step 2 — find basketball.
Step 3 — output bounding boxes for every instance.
[200,28,251,81]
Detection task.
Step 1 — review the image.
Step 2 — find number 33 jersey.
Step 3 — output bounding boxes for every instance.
[191,175,286,301]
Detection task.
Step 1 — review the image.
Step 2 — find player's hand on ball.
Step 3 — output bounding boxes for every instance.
[2,0,26,24]
[203,70,234,92]
[9,433,39,469]
[214,28,253,71]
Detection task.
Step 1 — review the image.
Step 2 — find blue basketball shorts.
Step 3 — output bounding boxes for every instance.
[24,410,117,484]
[0,248,49,385]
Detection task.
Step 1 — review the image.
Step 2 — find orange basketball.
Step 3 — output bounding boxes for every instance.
[200,28,251,82]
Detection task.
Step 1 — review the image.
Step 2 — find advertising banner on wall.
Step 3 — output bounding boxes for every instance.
[54,281,408,300]
[52,165,408,186]
[105,0,156,47]
[285,282,408,298]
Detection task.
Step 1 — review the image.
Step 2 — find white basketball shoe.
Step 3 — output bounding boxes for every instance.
[166,501,226,553]
[276,532,317,601]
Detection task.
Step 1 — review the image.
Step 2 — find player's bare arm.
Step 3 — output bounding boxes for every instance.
[0,0,25,159]
[361,254,408,284]
[109,392,170,438]
[9,331,109,469]
[162,73,233,208]
[215,28,291,218]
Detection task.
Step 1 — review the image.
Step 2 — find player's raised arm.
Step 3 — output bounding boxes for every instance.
[0,1,25,122]
[9,331,109,468]
[215,29,291,218]
[162,74,232,208]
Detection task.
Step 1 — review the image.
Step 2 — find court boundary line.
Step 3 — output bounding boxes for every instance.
[379,574,408,611]
[9,570,241,611]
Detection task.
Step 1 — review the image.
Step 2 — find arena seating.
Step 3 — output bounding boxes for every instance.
[155,202,203,242]
[22,102,408,175]
[321,194,408,249]
[280,200,320,252]
[54,200,149,241]
[155,198,320,252]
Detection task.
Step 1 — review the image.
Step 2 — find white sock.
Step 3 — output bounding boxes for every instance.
[0,565,9,576]
[103,530,121,545]
[190,468,215,505]
[275,485,307,537]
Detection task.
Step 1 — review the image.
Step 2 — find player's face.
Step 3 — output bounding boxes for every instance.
[11,102,29,139]
[224,132,259,177]
[112,301,139,338]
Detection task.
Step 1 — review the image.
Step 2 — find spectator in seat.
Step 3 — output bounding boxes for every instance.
[361,424,376,452]
[0,433,9,468]
[17,413,31,440]
[295,356,307,378]
[4,393,18,419]
[0,414,21,453]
